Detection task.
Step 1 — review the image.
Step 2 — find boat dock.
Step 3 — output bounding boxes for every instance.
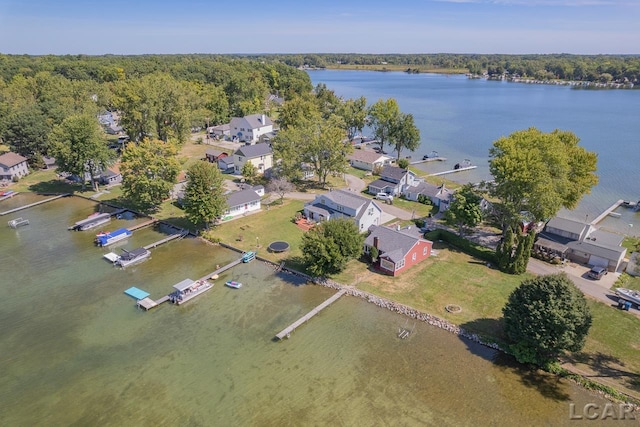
[127,218,159,232]
[409,157,447,165]
[428,165,477,177]
[275,289,346,340]
[590,199,623,225]
[143,230,188,250]
[0,194,67,216]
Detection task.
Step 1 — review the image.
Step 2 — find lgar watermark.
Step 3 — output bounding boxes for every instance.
[570,403,637,421]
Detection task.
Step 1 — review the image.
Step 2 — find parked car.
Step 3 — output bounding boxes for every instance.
[375,192,393,201]
[588,266,608,280]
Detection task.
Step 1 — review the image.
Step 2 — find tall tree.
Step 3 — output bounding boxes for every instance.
[2,105,50,162]
[338,96,367,140]
[301,218,365,276]
[368,98,400,153]
[489,127,598,273]
[390,112,420,160]
[120,139,180,211]
[302,115,351,186]
[444,184,483,236]
[182,161,227,228]
[503,274,592,367]
[48,114,112,191]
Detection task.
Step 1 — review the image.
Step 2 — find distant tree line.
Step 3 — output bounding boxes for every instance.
[255,53,640,85]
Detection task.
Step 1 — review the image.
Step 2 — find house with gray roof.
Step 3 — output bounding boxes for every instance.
[368,165,420,196]
[303,189,383,233]
[348,150,392,171]
[364,225,433,276]
[404,182,453,210]
[232,143,273,175]
[230,114,274,144]
[0,152,29,181]
[536,216,627,271]
[222,186,263,219]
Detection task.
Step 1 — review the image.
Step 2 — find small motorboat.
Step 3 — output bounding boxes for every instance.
[225,280,242,289]
[615,288,640,308]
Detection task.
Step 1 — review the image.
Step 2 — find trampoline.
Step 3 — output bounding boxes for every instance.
[268,241,290,253]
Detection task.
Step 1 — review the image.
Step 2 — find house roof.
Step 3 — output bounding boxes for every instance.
[240,114,273,129]
[364,225,429,263]
[0,152,28,168]
[226,188,261,208]
[348,150,391,164]
[323,189,372,211]
[368,179,397,190]
[380,165,408,181]
[545,217,589,236]
[210,124,230,132]
[412,182,452,200]
[205,149,228,157]
[235,143,272,159]
[567,240,627,261]
[585,229,624,247]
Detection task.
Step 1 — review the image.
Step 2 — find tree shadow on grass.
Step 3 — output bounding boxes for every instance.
[564,351,640,392]
[460,318,571,402]
[28,179,80,194]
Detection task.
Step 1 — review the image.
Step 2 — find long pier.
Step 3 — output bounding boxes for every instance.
[409,157,447,165]
[0,194,68,216]
[590,199,624,225]
[128,218,159,231]
[143,231,187,250]
[275,289,347,340]
[198,258,243,281]
[428,165,477,177]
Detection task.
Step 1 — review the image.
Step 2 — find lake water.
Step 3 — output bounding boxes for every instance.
[1,195,635,426]
[308,70,640,235]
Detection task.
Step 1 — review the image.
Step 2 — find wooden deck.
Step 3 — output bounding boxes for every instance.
[137,295,171,311]
[0,194,67,216]
[409,157,447,165]
[428,165,477,177]
[275,289,346,340]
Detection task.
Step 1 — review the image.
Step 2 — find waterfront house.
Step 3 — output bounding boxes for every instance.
[304,189,383,233]
[368,165,420,196]
[348,150,392,172]
[536,217,627,272]
[232,143,273,175]
[403,182,453,211]
[0,152,29,181]
[364,225,433,276]
[223,186,263,219]
[229,114,273,144]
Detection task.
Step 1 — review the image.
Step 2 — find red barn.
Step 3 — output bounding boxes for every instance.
[364,225,433,276]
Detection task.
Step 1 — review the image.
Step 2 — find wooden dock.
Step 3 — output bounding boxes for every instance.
[590,199,623,225]
[409,157,447,165]
[143,231,187,250]
[199,258,243,281]
[275,289,346,340]
[0,194,67,216]
[137,295,171,311]
[128,218,159,232]
[428,165,477,177]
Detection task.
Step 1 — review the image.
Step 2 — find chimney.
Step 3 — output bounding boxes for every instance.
[373,236,379,249]
[261,114,266,125]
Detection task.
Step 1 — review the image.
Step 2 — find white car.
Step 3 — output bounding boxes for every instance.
[375,192,393,201]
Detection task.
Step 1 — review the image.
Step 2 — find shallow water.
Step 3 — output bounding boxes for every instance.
[0,197,635,425]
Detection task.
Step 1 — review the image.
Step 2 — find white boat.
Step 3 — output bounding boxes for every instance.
[95,228,132,246]
[170,279,214,304]
[115,247,151,267]
[225,280,242,289]
[8,217,29,228]
[615,288,640,307]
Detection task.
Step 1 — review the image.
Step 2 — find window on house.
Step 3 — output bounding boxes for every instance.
[423,247,427,255]
[412,253,417,261]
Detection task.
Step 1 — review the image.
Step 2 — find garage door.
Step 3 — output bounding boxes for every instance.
[588,255,608,268]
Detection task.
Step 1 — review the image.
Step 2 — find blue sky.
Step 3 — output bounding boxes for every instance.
[0,0,638,55]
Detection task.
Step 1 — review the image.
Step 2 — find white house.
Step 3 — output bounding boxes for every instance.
[229,114,273,144]
[348,150,392,171]
[223,186,263,219]
[304,189,383,233]
[233,143,273,175]
[368,165,420,196]
[404,182,454,210]
[0,152,29,181]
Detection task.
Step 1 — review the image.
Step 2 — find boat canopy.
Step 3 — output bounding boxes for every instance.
[173,278,195,292]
